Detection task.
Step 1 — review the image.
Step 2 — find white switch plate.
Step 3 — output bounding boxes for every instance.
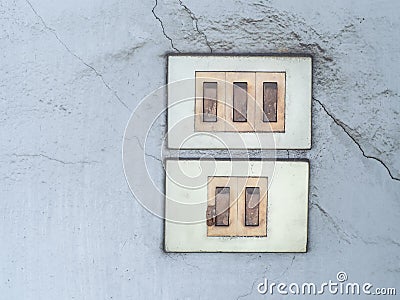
[167,55,312,150]
[164,159,309,253]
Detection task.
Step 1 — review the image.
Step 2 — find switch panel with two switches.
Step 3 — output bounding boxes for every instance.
[206,176,268,237]
[165,160,309,252]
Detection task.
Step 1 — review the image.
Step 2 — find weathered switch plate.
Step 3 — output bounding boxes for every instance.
[164,159,309,253]
[206,176,268,237]
[167,55,312,149]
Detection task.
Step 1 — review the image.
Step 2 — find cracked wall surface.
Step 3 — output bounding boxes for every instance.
[1,0,399,299]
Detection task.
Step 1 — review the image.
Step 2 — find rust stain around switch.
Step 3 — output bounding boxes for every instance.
[206,205,215,226]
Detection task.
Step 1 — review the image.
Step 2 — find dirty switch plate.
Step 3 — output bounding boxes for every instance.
[167,55,312,150]
[164,159,309,253]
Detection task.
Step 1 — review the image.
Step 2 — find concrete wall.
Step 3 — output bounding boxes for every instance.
[1,0,399,299]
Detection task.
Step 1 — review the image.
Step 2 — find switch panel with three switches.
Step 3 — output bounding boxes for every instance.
[195,71,285,132]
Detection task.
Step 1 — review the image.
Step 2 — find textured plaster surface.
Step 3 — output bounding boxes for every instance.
[1,0,399,299]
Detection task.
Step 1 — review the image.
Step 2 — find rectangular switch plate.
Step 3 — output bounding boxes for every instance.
[167,55,312,150]
[164,159,309,253]
[206,176,268,237]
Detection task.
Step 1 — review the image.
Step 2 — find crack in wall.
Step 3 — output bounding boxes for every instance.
[127,136,162,163]
[314,98,400,182]
[356,235,400,248]
[11,153,99,165]
[152,0,181,52]
[235,258,297,300]
[236,278,257,300]
[163,252,201,270]
[313,200,400,247]
[25,0,131,112]
[145,153,162,163]
[274,255,296,280]
[311,201,353,244]
[177,0,213,52]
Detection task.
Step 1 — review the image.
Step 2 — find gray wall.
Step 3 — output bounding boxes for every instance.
[1,0,399,299]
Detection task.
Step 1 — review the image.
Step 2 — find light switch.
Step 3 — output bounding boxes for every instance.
[202,82,218,122]
[214,187,230,226]
[225,72,255,132]
[207,176,237,237]
[165,159,309,252]
[168,55,311,149]
[237,177,268,237]
[233,82,248,122]
[263,83,277,122]
[195,72,226,132]
[255,72,285,132]
[245,187,260,226]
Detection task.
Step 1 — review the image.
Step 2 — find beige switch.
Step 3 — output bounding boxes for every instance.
[245,187,260,226]
[225,72,255,132]
[207,177,237,237]
[233,82,248,122]
[215,187,230,226]
[195,72,226,132]
[263,82,277,122]
[255,72,285,132]
[202,82,218,122]
[237,177,267,237]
